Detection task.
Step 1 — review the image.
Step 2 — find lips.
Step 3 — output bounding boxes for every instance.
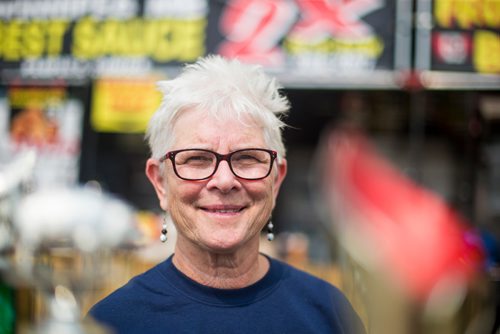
[199,205,246,213]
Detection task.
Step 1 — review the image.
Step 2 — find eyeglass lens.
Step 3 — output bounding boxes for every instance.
[173,149,273,180]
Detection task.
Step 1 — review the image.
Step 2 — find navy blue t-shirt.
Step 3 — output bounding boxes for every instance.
[88,255,365,333]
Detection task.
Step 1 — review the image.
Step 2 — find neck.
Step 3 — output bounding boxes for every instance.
[172,237,269,289]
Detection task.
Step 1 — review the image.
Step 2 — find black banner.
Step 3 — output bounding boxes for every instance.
[0,0,401,81]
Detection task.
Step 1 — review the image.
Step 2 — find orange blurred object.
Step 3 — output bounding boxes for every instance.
[10,107,59,146]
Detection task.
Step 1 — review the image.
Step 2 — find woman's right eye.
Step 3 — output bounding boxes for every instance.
[188,155,208,161]
[184,155,212,164]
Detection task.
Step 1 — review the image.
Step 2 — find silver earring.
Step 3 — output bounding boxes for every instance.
[267,220,274,241]
[160,214,168,243]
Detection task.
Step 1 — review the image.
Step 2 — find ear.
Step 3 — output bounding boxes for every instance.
[145,158,169,211]
[272,158,287,201]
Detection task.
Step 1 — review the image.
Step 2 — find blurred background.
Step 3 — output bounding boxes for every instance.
[0,0,499,333]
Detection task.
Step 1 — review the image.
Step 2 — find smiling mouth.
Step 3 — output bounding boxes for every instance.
[200,206,246,214]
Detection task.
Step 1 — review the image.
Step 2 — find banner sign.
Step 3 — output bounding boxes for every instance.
[0,84,83,188]
[212,0,397,74]
[0,0,402,81]
[428,0,500,74]
[0,0,207,79]
[91,77,162,133]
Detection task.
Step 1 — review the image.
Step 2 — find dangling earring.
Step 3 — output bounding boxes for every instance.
[266,220,274,241]
[160,214,168,243]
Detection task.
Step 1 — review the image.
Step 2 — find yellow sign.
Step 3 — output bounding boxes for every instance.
[91,78,162,133]
[434,0,500,29]
[73,17,206,62]
[0,17,206,62]
[474,30,500,73]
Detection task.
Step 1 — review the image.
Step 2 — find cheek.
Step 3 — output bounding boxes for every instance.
[247,182,276,216]
[166,182,201,211]
[166,184,202,235]
[258,180,276,201]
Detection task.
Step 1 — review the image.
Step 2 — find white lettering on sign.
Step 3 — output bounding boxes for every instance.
[0,0,138,20]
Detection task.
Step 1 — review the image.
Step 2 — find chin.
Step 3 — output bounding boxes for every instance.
[202,234,250,254]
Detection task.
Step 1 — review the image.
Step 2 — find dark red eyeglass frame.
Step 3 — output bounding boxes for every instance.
[159,148,278,181]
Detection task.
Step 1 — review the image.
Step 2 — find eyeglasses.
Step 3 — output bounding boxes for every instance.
[160,148,277,181]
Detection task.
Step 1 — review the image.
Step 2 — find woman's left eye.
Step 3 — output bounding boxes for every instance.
[234,155,261,163]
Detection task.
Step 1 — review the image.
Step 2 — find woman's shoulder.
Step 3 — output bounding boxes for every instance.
[268,256,350,302]
[269,256,336,286]
[87,258,173,317]
[267,256,366,333]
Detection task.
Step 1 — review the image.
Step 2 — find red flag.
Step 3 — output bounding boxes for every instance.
[322,128,484,300]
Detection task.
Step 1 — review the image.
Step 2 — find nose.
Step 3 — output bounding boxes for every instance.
[206,160,240,193]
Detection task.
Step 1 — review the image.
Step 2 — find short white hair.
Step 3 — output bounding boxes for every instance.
[145,55,290,160]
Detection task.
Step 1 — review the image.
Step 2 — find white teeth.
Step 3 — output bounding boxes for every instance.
[208,209,240,213]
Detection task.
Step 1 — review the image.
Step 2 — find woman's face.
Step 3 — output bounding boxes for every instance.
[148,109,287,253]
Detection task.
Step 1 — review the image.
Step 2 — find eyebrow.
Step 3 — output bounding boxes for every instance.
[173,146,267,153]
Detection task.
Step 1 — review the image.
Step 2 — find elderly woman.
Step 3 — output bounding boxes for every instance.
[88,56,365,333]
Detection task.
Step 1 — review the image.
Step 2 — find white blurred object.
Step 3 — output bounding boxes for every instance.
[0,148,36,263]
[14,187,138,252]
[12,186,140,333]
[0,148,36,197]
